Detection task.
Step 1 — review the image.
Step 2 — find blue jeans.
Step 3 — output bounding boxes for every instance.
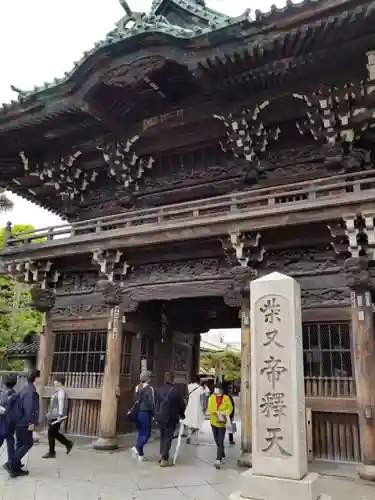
[10,427,33,471]
[135,412,151,457]
[0,433,15,464]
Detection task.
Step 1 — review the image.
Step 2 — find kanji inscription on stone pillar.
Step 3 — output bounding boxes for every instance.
[250,272,307,480]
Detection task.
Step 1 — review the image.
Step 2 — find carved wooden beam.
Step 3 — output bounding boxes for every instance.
[97,136,155,192]
[91,249,130,282]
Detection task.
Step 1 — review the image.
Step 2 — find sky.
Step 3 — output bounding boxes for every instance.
[0,0,284,228]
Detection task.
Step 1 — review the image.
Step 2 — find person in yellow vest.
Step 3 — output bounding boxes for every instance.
[207,383,233,469]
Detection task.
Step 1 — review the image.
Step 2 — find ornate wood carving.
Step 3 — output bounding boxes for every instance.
[344,257,372,291]
[97,136,155,192]
[52,303,108,318]
[301,288,350,308]
[56,273,97,296]
[30,285,56,312]
[263,246,340,275]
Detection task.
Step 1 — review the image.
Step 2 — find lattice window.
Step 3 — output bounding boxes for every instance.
[140,335,155,373]
[121,332,133,375]
[52,330,107,373]
[303,323,352,378]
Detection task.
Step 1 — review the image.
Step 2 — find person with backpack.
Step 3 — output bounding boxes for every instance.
[154,371,185,467]
[42,374,73,459]
[0,374,19,470]
[181,374,205,445]
[130,371,154,462]
[224,385,236,445]
[208,383,233,469]
[5,370,40,478]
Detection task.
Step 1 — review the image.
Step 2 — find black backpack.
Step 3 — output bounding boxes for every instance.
[0,391,19,437]
[154,387,174,424]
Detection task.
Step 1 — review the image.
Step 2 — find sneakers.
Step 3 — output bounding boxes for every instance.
[66,442,74,455]
[131,446,139,458]
[42,452,56,459]
[3,463,29,478]
[213,459,221,469]
[159,459,170,467]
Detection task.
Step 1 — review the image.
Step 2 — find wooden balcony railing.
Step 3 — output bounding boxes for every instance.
[3,169,375,248]
[47,372,104,389]
[304,376,356,398]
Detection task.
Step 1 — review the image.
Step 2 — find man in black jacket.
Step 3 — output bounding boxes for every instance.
[5,370,40,478]
[154,371,185,467]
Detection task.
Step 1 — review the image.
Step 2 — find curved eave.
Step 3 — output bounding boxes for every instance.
[6,185,68,220]
[199,3,375,79]
[0,18,252,126]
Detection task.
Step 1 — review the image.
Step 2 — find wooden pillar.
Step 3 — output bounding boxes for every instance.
[191,334,200,381]
[238,295,252,467]
[36,311,55,417]
[93,303,123,450]
[346,257,375,480]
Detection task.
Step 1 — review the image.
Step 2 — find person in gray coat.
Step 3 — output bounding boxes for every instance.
[42,374,73,458]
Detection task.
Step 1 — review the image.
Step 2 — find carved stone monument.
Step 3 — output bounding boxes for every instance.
[230,272,330,500]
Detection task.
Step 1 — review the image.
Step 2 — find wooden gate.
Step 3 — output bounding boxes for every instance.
[303,321,361,462]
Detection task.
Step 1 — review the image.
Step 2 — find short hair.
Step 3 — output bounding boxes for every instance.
[27,369,40,383]
[164,371,175,384]
[4,374,17,389]
[140,371,151,383]
[54,374,66,385]
[192,374,200,383]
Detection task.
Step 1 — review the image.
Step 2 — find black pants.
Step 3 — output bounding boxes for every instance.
[48,420,71,453]
[10,427,33,471]
[159,421,177,461]
[212,425,226,460]
[0,432,15,464]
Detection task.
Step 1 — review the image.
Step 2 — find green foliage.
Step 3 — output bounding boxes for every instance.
[0,224,43,369]
[200,349,241,382]
[0,224,41,248]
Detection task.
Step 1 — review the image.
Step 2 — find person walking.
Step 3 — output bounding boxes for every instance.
[224,385,236,445]
[181,374,205,445]
[208,383,233,469]
[42,374,73,459]
[0,374,19,470]
[154,371,185,467]
[201,382,210,414]
[5,370,40,478]
[131,371,154,462]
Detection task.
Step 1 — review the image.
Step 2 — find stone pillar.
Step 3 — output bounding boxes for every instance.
[93,281,123,450]
[345,257,375,481]
[238,296,252,467]
[230,272,328,500]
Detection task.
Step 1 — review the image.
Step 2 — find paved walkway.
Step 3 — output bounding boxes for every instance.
[0,424,374,499]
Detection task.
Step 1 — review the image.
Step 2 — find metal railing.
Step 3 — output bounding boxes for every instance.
[3,169,375,247]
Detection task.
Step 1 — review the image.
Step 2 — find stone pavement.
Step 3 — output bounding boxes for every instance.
[0,423,373,499]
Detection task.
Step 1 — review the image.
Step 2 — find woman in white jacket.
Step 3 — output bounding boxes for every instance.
[181,375,205,444]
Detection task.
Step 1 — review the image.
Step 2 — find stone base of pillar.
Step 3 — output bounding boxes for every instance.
[358,464,375,482]
[92,437,119,451]
[237,452,252,468]
[229,471,331,500]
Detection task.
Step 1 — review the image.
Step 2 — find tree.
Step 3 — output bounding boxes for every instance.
[0,189,13,213]
[200,349,241,382]
[0,224,43,369]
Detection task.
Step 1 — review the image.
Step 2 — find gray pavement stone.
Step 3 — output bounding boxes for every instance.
[0,422,373,499]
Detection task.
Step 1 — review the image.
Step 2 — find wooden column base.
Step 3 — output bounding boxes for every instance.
[358,464,375,482]
[237,452,252,468]
[92,436,119,451]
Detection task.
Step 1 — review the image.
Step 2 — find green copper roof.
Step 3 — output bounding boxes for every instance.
[4,0,248,107]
